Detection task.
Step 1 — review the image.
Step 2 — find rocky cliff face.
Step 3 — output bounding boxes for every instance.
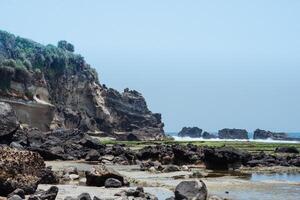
[0,30,164,140]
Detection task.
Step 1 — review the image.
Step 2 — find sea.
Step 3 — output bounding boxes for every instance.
[167,132,300,143]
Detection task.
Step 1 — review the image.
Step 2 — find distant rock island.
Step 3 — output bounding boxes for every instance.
[0,30,164,141]
[178,127,298,141]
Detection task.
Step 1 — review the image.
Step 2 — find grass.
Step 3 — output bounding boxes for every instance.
[101,139,300,153]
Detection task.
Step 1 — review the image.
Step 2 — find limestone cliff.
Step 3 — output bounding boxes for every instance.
[0,30,164,140]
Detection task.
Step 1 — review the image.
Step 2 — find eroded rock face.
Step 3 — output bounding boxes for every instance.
[0,30,165,141]
[253,129,288,140]
[0,146,57,196]
[218,128,248,139]
[178,127,202,138]
[0,102,19,140]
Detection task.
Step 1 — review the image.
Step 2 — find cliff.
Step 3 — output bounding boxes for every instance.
[0,30,164,140]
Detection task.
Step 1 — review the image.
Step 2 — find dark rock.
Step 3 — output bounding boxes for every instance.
[253,129,288,140]
[0,146,57,196]
[0,102,19,141]
[8,189,25,199]
[78,193,92,200]
[115,187,157,200]
[85,149,100,161]
[275,147,299,154]
[85,165,124,187]
[104,178,122,188]
[218,128,248,139]
[162,165,181,173]
[174,180,207,200]
[203,146,251,170]
[289,157,300,167]
[178,127,202,138]
[140,161,163,171]
[202,131,217,139]
[28,186,58,200]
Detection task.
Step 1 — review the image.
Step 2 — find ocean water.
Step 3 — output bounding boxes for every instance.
[167,132,300,143]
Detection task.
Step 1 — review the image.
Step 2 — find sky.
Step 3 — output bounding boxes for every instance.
[0,0,300,132]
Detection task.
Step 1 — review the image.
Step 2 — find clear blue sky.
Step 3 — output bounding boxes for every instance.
[1,0,300,132]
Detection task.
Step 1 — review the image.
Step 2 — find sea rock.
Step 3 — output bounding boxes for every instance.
[218,128,248,139]
[203,146,251,170]
[275,147,299,154]
[253,129,288,140]
[202,131,217,139]
[174,180,207,200]
[178,127,202,138]
[85,165,124,187]
[104,178,122,188]
[0,146,57,196]
[0,102,19,140]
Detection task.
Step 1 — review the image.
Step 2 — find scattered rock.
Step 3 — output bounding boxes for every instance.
[29,186,58,200]
[104,178,122,188]
[175,180,207,200]
[162,165,181,173]
[85,165,125,187]
[115,187,157,200]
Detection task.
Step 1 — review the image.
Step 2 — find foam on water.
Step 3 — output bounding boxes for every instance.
[172,136,300,143]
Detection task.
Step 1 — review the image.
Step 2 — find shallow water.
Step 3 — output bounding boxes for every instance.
[46,161,300,200]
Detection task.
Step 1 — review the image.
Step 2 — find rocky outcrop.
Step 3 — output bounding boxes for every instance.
[218,128,248,139]
[0,146,57,196]
[275,146,299,154]
[178,127,202,138]
[202,131,217,139]
[0,30,164,140]
[203,146,251,170]
[253,129,288,140]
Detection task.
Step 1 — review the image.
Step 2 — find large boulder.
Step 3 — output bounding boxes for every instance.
[203,146,251,170]
[0,146,57,196]
[253,129,288,140]
[174,180,207,200]
[85,165,125,187]
[178,127,202,138]
[218,128,248,139]
[0,102,19,140]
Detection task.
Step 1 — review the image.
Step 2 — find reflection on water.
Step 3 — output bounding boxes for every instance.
[251,172,300,182]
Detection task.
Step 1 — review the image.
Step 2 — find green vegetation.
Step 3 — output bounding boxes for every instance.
[0,30,99,91]
[101,139,300,153]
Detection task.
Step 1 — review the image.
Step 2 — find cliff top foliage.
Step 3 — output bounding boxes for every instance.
[0,30,98,90]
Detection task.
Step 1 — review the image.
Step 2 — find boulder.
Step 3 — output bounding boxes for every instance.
[174,180,207,200]
[162,165,181,173]
[0,146,57,196]
[85,165,124,187]
[28,186,58,200]
[104,178,122,188]
[178,127,202,138]
[218,128,248,139]
[8,189,25,199]
[85,150,100,161]
[275,147,299,154]
[203,146,251,170]
[0,102,19,140]
[253,129,288,140]
[78,193,92,200]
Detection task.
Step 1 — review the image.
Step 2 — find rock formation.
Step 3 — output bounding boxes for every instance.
[178,127,202,138]
[253,129,288,140]
[218,128,249,139]
[0,30,164,140]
